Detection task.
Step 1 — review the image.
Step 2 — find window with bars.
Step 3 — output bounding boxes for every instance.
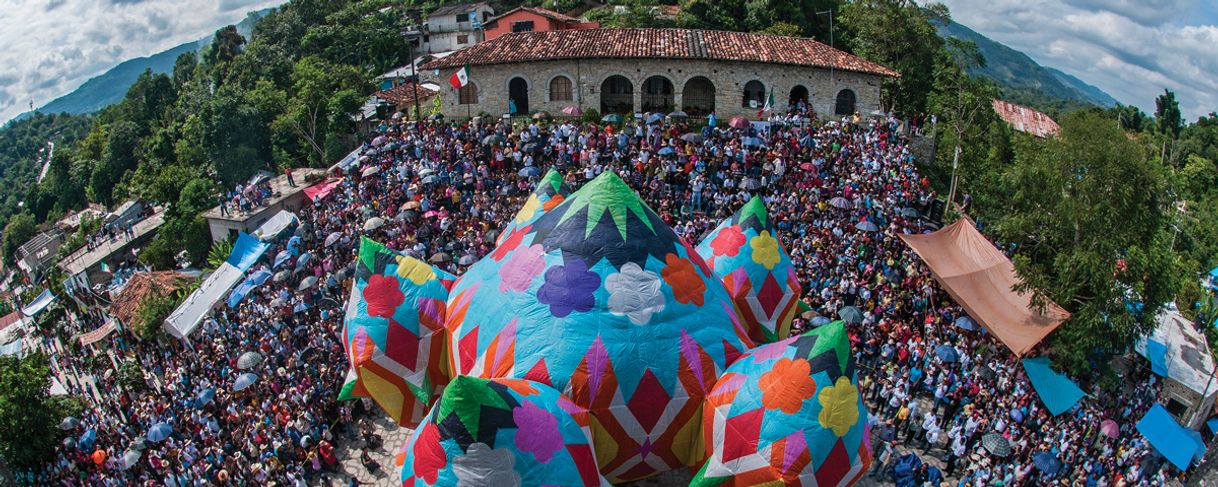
[550,76,572,101]
[459,84,478,104]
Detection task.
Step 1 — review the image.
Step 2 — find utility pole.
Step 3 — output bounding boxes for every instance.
[816,10,835,87]
[946,145,961,218]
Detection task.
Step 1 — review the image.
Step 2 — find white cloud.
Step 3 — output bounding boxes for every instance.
[938,0,1218,121]
[0,0,284,123]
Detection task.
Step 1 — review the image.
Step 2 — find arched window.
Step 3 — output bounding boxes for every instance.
[835,89,857,116]
[681,76,715,116]
[600,75,633,114]
[641,76,674,113]
[459,83,478,105]
[742,80,765,108]
[508,77,529,114]
[550,76,573,102]
[789,85,809,108]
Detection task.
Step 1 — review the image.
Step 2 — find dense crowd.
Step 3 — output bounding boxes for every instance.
[20,106,1191,486]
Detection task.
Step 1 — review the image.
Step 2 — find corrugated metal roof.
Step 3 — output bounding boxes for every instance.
[991,99,1061,138]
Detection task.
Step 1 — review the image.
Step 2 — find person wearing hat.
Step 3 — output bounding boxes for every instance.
[870,439,897,478]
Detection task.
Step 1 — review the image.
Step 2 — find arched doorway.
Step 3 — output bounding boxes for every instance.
[641,76,674,113]
[508,77,529,114]
[600,75,633,114]
[835,89,856,116]
[742,80,765,109]
[681,77,715,116]
[789,85,809,110]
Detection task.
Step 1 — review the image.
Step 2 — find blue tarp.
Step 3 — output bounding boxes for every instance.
[1185,429,1207,464]
[226,269,272,308]
[20,289,56,317]
[1022,357,1085,416]
[1207,418,1218,435]
[226,233,268,273]
[1136,404,1198,471]
[1146,339,1170,377]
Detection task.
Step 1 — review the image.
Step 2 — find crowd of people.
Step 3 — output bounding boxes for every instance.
[17,104,1197,486]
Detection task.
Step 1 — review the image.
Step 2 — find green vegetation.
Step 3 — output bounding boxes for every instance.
[0,353,73,468]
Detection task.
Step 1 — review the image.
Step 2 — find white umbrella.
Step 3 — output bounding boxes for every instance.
[122,450,142,470]
[324,232,343,247]
[361,166,380,178]
[364,217,385,231]
[237,351,263,370]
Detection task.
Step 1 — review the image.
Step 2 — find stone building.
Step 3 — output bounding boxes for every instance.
[419,28,897,119]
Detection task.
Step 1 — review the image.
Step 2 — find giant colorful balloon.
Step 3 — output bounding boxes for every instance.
[340,237,454,426]
[341,172,872,486]
[444,172,753,482]
[400,376,607,487]
[696,195,802,343]
[692,321,871,486]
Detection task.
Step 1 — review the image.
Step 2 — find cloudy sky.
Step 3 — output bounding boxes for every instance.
[2,1,1216,124]
[939,0,1218,121]
[0,0,283,124]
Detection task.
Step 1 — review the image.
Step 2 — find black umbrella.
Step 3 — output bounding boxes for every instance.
[981,432,1012,458]
[838,306,864,324]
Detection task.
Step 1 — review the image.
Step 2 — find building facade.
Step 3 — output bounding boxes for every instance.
[421,28,896,119]
[418,2,495,54]
[483,7,598,41]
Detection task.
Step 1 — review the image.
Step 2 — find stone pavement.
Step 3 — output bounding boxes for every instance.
[326,411,414,487]
[321,397,952,486]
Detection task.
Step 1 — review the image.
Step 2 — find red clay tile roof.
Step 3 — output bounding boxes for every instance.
[488,6,583,25]
[421,28,899,77]
[0,311,20,332]
[375,82,439,107]
[991,99,1060,138]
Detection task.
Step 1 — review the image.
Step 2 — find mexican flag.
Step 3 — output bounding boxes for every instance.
[449,63,470,90]
[759,89,774,118]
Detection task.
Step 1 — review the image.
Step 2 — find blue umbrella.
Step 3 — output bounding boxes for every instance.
[233,373,258,392]
[146,423,173,443]
[646,113,664,124]
[1010,408,1025,423]
[954,316,979,331]
[78,429,97,451]
[295,252,314,270]
[1033,451,1063,475]
[195,388,215,407]
[811,316,832,327]
[935,344,959,363]
[601,114,623,123]
[657,146,676,156]
[287,236,303,256]
[273,250,290,269]
[742,136,764,147]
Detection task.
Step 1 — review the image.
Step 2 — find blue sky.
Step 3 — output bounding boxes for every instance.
[0,0,283,124]
[1,1,1216,123]
[939,0,1218,121]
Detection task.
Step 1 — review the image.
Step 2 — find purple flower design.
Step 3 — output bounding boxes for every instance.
[537,258,600,318]
[512,401,564,463]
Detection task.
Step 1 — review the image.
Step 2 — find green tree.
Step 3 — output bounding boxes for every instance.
[838,0,946,117]
[276,56,368,166]
[928,37,1000,215]
[759,21,803,37]
[0,353,65,468]
[1155,89,1182,140]
[993,110,1181,375]
[1,212,37,265]
[1111,104,1148,133]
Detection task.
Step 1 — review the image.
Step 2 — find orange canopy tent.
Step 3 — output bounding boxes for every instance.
[899,219,1070,356]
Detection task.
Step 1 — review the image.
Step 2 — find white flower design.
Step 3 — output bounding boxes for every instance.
[606,262,666,325]
[453,443,521,487]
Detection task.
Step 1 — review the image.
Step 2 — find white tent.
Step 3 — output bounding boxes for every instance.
[253,211,298,242]
[21,289,56,317]
[1135,310,1217,396]
[164,263,244,339]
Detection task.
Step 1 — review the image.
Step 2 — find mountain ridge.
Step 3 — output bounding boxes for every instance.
[7,8,272,125]
[936,20,1120,110]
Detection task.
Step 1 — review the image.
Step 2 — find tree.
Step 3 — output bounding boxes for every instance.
[276,56,368,166]
[993,110,1181,375]
[928,37,999,215]
[0,353,65,468]
[759,21,803,37]
[1,212,37,265]
[1155,89,1182,140]
[1112,104,1148,133]
[838,0,946,117]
